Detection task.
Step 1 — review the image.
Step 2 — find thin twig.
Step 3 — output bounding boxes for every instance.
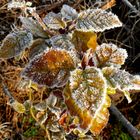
[36,0,67,14]
[73,0,84,8]
[122,0,140,14]
[110,104,140,140]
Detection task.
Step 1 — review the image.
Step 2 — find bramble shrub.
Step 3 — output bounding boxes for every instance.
[0,1,140,139]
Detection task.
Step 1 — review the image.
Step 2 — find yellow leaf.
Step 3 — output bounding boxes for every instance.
[72,30,97,52]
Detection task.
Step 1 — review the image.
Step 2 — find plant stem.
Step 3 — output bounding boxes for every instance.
[110,104,140,140]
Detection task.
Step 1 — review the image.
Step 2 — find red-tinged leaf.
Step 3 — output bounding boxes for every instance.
[22,48,75,88]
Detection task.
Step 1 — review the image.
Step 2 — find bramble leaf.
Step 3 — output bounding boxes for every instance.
[43,12,66,30]
[93,43,128,67]
[0,30,33,59]
[22,48,75,88]
[76,8,122,32]
[72,30,97,52]
[64,67,111,135]
[102,66,140,103]
[61,4,78,21]
[20,16,48,38]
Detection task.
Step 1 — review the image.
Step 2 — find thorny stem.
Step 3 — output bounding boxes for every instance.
[110,104,140,140]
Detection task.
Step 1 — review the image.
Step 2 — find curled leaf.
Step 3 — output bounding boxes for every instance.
[22,48,75,88]
[93,43,128,67]
[72,30,97,52]
[0,30,33,59]
[20,16,48,38]
[64,67,111,135]
[28,38,48,59]
[34,94,57,111]
[76,8,122,32]
[61,4,78,20]
[102,66,140,102]
[11,100,26,113]
[43,12,66,30]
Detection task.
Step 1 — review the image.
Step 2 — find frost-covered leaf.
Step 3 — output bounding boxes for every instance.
[8,0,32,9]
[72,30,97,52]
[34,94,57,111]
[64,67,111,135]
[28,38,48,59]
[11,100,26,113]
[22,47,75,87]
[76,8,122,32]
[0,30,33,59]
[20,16,48,38]
[36,111,48,124]
[43,12,66,30]
[61,4,78,20]
[47,35,79,64]
[93,43,128,67]
[102,66,140,103]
